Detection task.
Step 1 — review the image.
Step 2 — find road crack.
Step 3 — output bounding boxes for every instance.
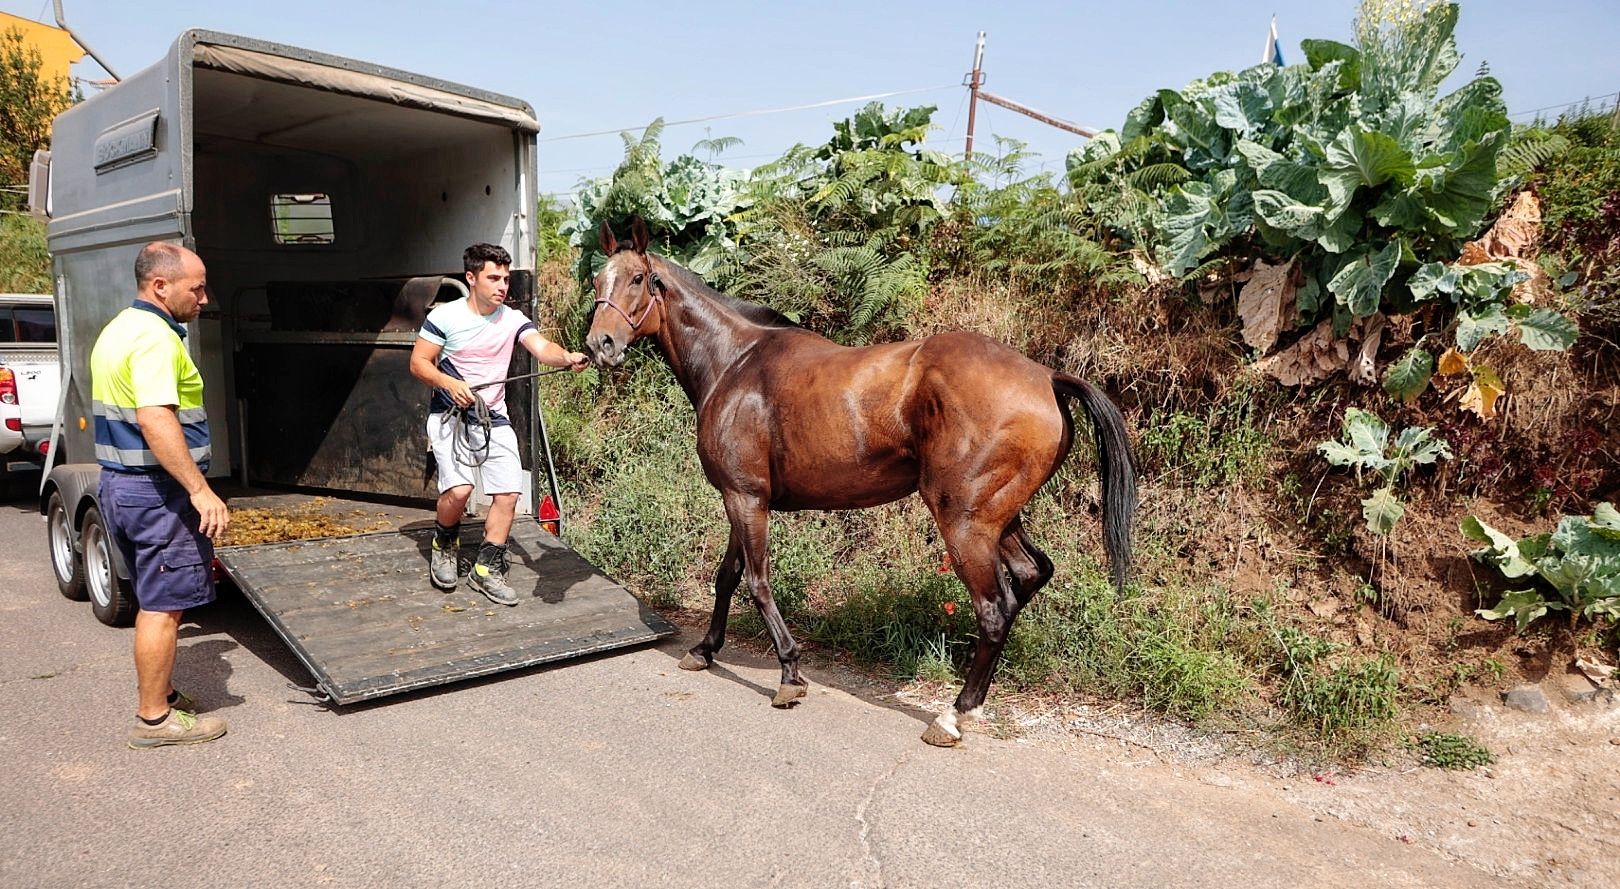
[853,749,911,889]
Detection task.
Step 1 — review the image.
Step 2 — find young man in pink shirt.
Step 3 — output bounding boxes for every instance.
[409,244,589,605]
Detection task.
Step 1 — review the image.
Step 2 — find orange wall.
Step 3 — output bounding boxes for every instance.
[0,13,85,87]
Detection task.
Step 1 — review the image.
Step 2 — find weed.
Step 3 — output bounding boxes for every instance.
[1413,731,1494,770]
[1137,392,1273,489]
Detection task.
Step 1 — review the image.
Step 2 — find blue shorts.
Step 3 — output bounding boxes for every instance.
[98,471,217,613]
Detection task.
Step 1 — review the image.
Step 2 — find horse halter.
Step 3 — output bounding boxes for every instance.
[593,257,664,330]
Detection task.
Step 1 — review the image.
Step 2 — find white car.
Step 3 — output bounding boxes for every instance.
[0,294,60,476]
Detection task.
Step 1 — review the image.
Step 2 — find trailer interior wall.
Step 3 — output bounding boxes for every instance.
[189,66,531,496]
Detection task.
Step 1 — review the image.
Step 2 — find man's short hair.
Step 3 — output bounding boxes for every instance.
[464,243,512,276]
[135,242,188,288]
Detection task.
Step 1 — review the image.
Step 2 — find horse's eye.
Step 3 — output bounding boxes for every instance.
[632,274,643,285]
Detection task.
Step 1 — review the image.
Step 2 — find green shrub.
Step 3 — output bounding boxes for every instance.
[0,214,50,292]
[1466,503,1620,630]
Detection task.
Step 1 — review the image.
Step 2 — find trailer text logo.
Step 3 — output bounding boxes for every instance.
[94,110,162,174]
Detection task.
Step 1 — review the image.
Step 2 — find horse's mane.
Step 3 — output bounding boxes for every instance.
[651,254,799,330]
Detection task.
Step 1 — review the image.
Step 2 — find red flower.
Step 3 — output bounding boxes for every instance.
[942,601,957,616]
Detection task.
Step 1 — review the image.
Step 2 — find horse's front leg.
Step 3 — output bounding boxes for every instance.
[723,492,807,707]
[679,530,743,671]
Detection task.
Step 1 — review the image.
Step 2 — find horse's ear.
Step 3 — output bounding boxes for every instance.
[598,219,618,256]
[631,216,650,255]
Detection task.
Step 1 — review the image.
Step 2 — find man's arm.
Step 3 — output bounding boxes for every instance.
[135,405,228,539]
[518,330,589,371]
[409,337,475,407]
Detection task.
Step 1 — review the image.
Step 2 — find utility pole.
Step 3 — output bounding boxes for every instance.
[964,31,985,161]
[962,30,1097,161]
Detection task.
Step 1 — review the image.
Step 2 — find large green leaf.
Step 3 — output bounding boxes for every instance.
[1122,94,1164,142]
[1392,424,1451,468]
[1212,81,1272,135]
[1237,141,1327,202]
[1456,303,1510,352]
[1476,590,1553,631]
[1370,189,1429,231]
[1406,262,1460,302]
[1461,516,1539,579]
[1327,240,1401,316]
[1318,407,1392,472]
[1417,131,1504,235]
[1299,39,1361,91]
[1514,308,1579,351]
[1252,189,1321,237]
[1592,503,1620,541]
[1382,348,1434,403]
[1319,129,1417,216]
[1159,182,1218,276]
[1362,488,1405,536]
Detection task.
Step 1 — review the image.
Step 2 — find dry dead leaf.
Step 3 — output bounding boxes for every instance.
[1253,317,1348,386]
[1129,250,1171,285]
[1238,258,1296,354]
[1475,191,1541,259]
[1458,241,1492,266]
[1437,348,1469,375]
[1347,313,1386,385]
[1459,366,1506,419]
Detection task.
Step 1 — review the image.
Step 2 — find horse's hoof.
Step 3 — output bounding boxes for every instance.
[920,715,962,748]
[771,682,808,708]
[678,652,711,671]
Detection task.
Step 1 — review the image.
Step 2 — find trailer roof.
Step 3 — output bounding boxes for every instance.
[183,30,539,133]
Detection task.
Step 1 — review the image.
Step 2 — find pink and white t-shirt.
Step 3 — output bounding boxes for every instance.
[417,297,537,425]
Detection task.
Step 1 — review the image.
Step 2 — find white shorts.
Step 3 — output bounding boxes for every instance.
[427,413,524,495]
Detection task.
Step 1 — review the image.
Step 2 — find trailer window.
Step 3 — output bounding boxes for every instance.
[270,193,335,245]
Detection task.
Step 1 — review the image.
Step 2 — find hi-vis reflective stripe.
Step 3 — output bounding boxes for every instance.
[93,440,212,463]
[94,443,211,466]
[92,401,208,424]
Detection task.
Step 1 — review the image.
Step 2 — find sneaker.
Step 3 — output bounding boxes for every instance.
[430,537,459,591]
[128,709,227,749]
[468,560,518,607]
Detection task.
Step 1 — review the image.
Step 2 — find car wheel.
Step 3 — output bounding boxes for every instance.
[47,492,87,601]
[82,506,137,627]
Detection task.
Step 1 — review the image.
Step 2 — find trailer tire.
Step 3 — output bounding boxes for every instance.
[82,506,137,627]
[47,492,87,601]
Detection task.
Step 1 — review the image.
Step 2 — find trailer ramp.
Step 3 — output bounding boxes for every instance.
[216,520,675,705]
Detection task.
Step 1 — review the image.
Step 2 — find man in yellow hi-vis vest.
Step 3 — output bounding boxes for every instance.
[90,242,231,749]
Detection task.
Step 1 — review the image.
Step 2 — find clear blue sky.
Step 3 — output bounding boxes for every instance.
[6,1,1617,198]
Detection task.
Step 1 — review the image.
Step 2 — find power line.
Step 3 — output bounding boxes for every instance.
[538,85,956,143]
[1509,91,1620,119]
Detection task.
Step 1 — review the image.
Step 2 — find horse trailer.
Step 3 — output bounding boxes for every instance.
[29,30,671,704]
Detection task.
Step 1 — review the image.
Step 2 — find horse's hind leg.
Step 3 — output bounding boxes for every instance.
[920,522,1017,747]
[1004,518,1054,604]
[921,519,1049,748]
[680,531,743,671]
[723,492,808,707]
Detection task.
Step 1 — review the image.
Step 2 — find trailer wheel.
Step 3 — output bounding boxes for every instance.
[47,492,87,601]
[82,506,137,627]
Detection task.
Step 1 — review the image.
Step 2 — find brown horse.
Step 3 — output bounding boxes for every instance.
[585,219,1136,746]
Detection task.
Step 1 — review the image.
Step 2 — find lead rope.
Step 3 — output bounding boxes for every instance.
[440,366,574,469]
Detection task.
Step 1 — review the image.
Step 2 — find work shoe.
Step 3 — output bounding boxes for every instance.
[430,537,459,591]
[468,549,518,607]
[128,709,227,750]
[169,688,198,713]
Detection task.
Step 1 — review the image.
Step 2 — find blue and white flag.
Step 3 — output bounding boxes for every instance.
[1261,15,1285,66]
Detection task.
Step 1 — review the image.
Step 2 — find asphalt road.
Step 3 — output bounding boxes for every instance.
[0,494,1504,888]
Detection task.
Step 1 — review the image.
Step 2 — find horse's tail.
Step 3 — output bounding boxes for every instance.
[1053,373,1137,592]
